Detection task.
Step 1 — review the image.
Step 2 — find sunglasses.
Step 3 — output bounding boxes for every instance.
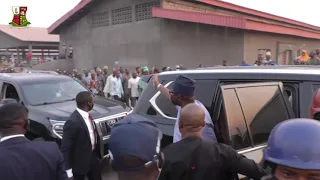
[169,90,180,96]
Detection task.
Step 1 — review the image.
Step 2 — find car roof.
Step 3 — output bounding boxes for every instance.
[161,66,320,76]
[0,73,73,84]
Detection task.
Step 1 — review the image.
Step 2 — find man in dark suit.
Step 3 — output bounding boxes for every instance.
[0,103,67,180]
[61,91,102,180]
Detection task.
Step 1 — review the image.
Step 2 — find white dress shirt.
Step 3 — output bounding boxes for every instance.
[77,108,95,150]
[67,108,96,178]
[0,134,25,142]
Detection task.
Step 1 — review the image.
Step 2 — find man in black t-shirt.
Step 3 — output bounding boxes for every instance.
[158,103,266,180]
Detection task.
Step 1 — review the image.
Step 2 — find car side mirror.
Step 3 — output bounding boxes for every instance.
[1,98,18,105]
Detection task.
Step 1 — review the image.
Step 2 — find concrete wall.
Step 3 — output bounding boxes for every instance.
[0,32,24,49]
[244,31,320,64]
[59,0,162,71]
[160,20,244,67]
[58,0,245,70]
[33,59,74,71]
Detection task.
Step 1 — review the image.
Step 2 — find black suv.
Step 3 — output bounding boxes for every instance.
[0,73,128,158]
[133,66,320,177]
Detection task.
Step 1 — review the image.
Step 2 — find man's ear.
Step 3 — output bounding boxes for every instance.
[179,121,183,129]
[201,120,205,127]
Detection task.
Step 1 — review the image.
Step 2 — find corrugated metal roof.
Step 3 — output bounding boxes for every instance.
[0,25,59,42]
[48,0,320,35]
[48,0,92,34]
[153,7,246,29]
[197,0,320,31]
[152,8,320,40]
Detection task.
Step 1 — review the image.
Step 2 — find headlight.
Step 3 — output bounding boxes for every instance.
[49,120,65,139]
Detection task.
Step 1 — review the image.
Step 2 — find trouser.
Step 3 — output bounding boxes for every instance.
[73,151,102,180]
[130,97,139,107]
[124,93,130,107]
[27,60,32,67]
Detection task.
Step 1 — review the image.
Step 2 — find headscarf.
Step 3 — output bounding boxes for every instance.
[300,50,310,61]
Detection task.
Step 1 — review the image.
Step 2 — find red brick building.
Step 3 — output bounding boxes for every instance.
[48,0,320,69]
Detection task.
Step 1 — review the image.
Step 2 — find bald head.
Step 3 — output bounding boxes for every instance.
[179,103,205,134]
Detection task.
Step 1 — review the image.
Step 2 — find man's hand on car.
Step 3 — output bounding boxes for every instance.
[153,73,159,88]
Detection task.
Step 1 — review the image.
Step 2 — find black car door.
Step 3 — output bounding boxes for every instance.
[218,82,294,179]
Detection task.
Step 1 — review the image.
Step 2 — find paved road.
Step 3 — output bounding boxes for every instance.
[101,159,118,180]
[101,166,117,180]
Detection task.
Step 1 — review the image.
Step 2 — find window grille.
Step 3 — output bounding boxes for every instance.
[111,7,132,25]
[135,2,160,21]
[92,11,109,28]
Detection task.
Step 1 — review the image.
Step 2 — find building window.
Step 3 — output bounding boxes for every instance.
[92,11,109,28]
[135,2,160,21]
[112,7,132,25]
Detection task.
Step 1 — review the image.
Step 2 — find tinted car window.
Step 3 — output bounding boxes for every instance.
[223,88,251,150]
[154,83,177,117]
[236,85,289,145]
[312,84,320,93]
[151,80,217,118]
[22,79,87,105]
[194,80,217,109]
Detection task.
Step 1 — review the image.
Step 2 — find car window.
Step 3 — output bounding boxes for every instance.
[3,83,20,102]
[153,82,177,118]
[21,79,88,105]
[194,80,217,110]
[222,88,251,150]
[236,85,289,146]
[312,84,320,93]
[150,79,217,118]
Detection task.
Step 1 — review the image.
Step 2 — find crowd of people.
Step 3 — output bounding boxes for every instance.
[55,65,185,108]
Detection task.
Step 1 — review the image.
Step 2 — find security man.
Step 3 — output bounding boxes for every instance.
[108,114,164,180]
[261,118,320,180]
[158,103,265,180]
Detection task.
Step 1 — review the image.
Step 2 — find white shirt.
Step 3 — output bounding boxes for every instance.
[173,100,217,143]
[103,74,113,96]
[0,134,24,142]
[128,77,140,97]
[77,108,95,150]
[110,77,124,98]
[67,108,96,178]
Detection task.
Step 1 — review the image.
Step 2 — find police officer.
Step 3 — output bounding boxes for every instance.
[262,118,320,180]
[108,114,164,180]
[159,103,265,180]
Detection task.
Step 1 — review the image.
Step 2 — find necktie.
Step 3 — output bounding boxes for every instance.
[88,113,97,148]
